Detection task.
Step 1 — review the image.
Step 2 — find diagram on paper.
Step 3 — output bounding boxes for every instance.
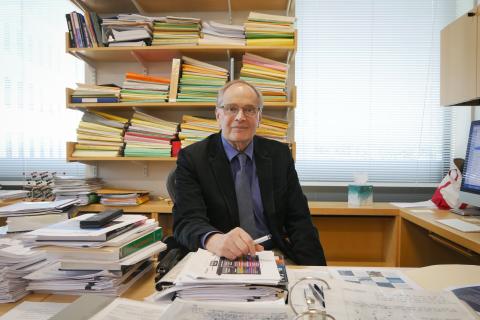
[330,268,418,290]
[210,255,261,275]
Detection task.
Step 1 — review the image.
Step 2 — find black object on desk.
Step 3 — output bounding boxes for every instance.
[80,209,123,229]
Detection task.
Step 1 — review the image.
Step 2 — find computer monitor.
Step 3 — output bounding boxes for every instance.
[457,120,480,215]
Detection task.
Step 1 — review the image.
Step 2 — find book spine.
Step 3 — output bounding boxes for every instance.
[119,228,163,259]
[90,12,104,47]
[79,14,92,48]
[168,58,182,102]
[72,12,85,48]
[72,97,119,103]
[65,14,76,48]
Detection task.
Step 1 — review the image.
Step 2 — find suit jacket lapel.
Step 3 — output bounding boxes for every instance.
[254,137,276,227]
[208,133,239,226]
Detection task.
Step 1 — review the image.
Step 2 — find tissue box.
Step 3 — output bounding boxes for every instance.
[348,184,373,207]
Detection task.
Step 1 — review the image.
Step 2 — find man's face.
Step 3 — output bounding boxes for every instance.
[216,84,261,151]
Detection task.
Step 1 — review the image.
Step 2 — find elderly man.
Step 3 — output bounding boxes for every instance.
[173,80,326,265]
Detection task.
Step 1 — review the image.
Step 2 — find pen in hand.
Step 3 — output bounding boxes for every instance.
[253,234,272,245]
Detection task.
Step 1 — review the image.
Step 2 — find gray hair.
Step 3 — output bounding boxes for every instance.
[216,80,264,111]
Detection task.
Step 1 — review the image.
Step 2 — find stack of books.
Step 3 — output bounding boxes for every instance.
[199,21,245,46]
[97,189,150,206]
[102,14,153,47]
[0,238,48,302]
[240,53,288,102]
[71,84,121,103]
[52,176,104,205]
[152,16,201,46]
[177,56,229,102]
[73,111,128,158]
[179,115,218,147]
[244,12,295,46]
[23,214,166,296]
[258,116,289,143]
[121,72,170,103]
[124,109,178,158]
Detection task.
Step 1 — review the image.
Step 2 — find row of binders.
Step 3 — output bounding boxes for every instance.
[72,109,288,157]
[66,11,295,48]
[70,53,288,103]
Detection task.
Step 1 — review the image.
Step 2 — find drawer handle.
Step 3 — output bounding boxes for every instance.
[428,232,475,258]
[468,12,476,17]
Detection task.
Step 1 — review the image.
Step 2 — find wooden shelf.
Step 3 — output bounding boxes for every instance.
[76,0,291,14]
[66,142,177,163]
[67,45,295,63]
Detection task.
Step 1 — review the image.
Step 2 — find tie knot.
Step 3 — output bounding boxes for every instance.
[237,153,248,169]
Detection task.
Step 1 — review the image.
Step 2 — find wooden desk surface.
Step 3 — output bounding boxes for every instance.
[2,265,480,317]
[400,208,480,254]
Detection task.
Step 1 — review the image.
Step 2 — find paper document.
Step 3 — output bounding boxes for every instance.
[390,200,437,208]
[324,280,476,320]
[0,301,69,320]
[160,299,292,320]
[176,249,281,285]
[89,298,169,320]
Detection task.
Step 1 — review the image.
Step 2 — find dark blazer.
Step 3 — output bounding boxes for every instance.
[173,133,326,266]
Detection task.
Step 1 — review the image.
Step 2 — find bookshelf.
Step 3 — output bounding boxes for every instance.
[65,0,297,196]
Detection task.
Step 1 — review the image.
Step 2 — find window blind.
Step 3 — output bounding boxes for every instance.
[295,0,468,185]
[0,0,85,180]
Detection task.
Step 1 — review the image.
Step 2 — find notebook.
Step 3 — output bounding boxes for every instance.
[437,219,480,233]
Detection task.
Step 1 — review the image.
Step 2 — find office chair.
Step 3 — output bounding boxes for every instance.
[166,168,176,203]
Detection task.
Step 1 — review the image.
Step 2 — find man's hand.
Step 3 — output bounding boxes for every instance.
[205,227,264,260]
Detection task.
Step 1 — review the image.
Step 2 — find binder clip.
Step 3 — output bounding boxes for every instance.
[288,276,336,320]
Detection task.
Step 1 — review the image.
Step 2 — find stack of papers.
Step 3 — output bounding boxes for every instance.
[240,53,288,102]
[0,199,79,217]
[74,110,128,158]
[102,14,153,46]
[121,72,170,102]
[200,21,245,46]
[179,115,217,147]
[0,190,29,201]
[123,109,178,158]
[0,238,48,303]
[152,16,201,46]
[21,214,166,296]
[244,12,295,46]
[177,56,229,102]
[98,188,151,206]
[151,249,286,303]
[53,175,104,205]
[25,260,151,296]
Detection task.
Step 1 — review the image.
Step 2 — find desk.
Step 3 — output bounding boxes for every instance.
[1,264,479,317]
[5,201,480,267]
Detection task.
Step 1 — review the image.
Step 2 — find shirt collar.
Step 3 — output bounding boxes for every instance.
[221,135,254,162]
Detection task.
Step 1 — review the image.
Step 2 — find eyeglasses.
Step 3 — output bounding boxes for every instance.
[219,104,260,117]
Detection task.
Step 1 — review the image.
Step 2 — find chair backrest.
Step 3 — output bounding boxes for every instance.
[166,168,176,203]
